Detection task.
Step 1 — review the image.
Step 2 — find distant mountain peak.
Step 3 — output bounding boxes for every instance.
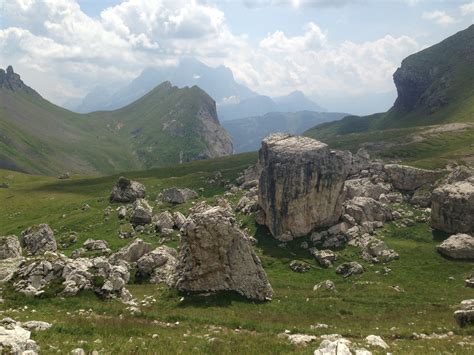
[0,65,39,97]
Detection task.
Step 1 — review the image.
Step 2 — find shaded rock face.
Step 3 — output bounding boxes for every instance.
[454,299,474,327]
[160,187,198,204]
[437,234,474,259]
[174,203,273,301]
[110,177,146,203]
[258,134,349,238]
[384,164,441,191]
[20,224,57,256]
[0,236,21,260]
[431,179,474,234]
[130,199,153,225]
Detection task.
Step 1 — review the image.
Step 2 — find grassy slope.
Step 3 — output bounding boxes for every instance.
[1,154,473,354]
[0,82,227,176]
[305,26,474,168]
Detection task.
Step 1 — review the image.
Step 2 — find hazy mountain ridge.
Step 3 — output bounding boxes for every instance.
[223,111,347,153]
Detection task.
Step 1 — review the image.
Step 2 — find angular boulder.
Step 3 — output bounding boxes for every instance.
[130,198,153,225]
[437,234,474,259]
[431,180,474,234]
[336,262,364,278]
[384,164,441,191]
[0,318,37,354]
[153,211,175,232]
[110,176,146,203]
[258,134,349,238]
[20,224,57,256]
[0,236,21,260]
[136,246,178,286]
[454,299,474,327]
[344,197,392,225]
[174,203,273,301]
[361,239,399,263]
[160,187,198,204]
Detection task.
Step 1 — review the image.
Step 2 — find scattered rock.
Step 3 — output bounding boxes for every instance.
[437,234,474,259]
[454,299,474,327]
[431,180,474,234]
[280,333,317,346]
[110,176,146,203]
[289,260,311,273]
[365,335,388,349]
[58,172,71,180]
[0,236,21,260]
[83,239,110,253]
[117,206,128,220]
[236,195,259,214]
[119,223,135,239]
[314,338,352,355]
[258,134,349,238]
[361,239,399,263]
[344,197,392,225]
[20,224,57,256]
[160,187,198,204]
[313,280,336,292]
[21,321,52,331]
[311,249,337,268]
[174,203,273,301]
[336,262,364,278]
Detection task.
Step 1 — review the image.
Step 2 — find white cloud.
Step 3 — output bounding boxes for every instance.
[0,0,420,108]
[460,1,474,15]
[422,10,456,25]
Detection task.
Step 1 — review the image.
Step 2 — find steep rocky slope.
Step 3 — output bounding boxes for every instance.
[0,68,232,175]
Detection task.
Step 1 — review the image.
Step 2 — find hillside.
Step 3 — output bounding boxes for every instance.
[223,111,347,153]
[305,25,474,168]
[0,67,232,175]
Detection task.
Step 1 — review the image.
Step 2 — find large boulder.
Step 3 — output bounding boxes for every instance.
[136,246,178,286]
[431,180,474,234]
[130,198,153,225]
[20,224,57,256]
[258,134,349,238]
[384,164,441,191]
[160,187,198,204]
[0,236,21,260]
[437,234,474,259]
[110,177,146,203]
[454,299,474,327]
[174,203,273,301]
[109,239,152,264]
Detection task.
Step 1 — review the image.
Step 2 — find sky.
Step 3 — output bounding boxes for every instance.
[0,0,473,114]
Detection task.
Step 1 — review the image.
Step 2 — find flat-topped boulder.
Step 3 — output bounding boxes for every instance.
[431,179,474,233]
[160,187,198,204]
[384,164,442,191]
[110,176,146,203]
[258,134,349,239]
[174,202,273,301]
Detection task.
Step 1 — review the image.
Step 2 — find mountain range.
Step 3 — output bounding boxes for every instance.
[0,67,232,175]
[72,58,325,121]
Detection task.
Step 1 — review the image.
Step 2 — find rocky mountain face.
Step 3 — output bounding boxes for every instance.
[0,68,232,175]
[0,66,39,97]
